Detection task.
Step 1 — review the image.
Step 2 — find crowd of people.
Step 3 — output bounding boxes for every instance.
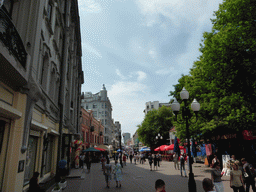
[27,149,256,191]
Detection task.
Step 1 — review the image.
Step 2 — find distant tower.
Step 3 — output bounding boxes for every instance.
[100,84,107,101]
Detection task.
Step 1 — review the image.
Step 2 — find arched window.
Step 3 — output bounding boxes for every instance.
[41,54,49,91]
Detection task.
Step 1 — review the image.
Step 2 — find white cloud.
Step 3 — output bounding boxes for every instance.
[82,42,102,58]
[116,69,126,80]
[109,81,148,96]
[78,0,102,13]
[136,71,147,81]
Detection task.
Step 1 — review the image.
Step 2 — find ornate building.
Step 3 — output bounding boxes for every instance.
[0,0,83,191]
[81,85,115,145]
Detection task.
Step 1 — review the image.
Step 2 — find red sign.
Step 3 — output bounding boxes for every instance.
[242,130,256,140]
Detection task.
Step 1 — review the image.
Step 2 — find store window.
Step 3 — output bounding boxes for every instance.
[45,135,54,173]
[24,136,38,185]
[0,120,8,192]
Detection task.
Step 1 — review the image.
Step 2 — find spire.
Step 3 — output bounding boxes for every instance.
[102,84,106,90]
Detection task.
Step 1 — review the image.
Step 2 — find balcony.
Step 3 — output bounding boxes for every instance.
[0,8,27,68]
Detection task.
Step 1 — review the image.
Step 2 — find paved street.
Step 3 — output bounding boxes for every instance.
[47,160,232,192]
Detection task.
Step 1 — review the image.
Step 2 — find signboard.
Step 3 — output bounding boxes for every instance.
[221,155,231,176]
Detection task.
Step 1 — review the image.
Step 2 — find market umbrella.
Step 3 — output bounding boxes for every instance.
[117,149,122,152]
[83,147,100,152]
[160,145,168,151]
[154,147,160,151]
[139,147,151,152]
[174,136,181,156]
[97,145,109,150]
[95,147,105,151]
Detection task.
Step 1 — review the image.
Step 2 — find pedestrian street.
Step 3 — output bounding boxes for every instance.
[47,160,233,192]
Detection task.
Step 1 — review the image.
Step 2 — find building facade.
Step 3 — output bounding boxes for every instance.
[123,132,131,145]
[0,1,83,191]
[80,108,104,148]
[81,85,114,145]
[143,101,171,115]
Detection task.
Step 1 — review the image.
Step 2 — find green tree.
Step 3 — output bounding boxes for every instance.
[169,0,256,140]
[137,106,174,149]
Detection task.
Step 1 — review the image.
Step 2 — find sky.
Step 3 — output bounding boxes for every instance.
[77,0,223,137]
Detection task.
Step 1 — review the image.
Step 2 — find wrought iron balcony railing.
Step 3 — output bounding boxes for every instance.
[0,8,27,68]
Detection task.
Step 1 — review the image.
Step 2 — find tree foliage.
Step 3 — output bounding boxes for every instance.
[169,0,256,140]
[137,106,174,148]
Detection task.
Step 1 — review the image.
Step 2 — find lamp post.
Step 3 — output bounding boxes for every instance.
[118,131,123,167]
[171,87,200,192]
[155,133,163,146]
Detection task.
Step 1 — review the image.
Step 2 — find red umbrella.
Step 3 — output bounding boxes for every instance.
[154,147,160,151]
[165,144,185,151]
[95,147,105,151]
[159,145,168,151]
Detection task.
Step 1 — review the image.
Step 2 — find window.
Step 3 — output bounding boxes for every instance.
[44,135,54,173]
[105,119,107,125]
[92,111,97,118]
[24,136,38,184]
[86,105,88,109]
[47,2,52,22]
[93,104,97,108]
[102,103,104,108]
[147,105,149,109]
[41,54,49,90]
[151,105,154,109]
[49,68,56,100]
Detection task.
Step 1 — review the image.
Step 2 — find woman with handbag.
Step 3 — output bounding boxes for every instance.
[230,162,245,192]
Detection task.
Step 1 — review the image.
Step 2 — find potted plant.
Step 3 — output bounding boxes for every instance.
[58,177,67,189]
[52,183,62,192]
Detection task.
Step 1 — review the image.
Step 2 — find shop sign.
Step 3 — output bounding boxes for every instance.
[211,133,237,141]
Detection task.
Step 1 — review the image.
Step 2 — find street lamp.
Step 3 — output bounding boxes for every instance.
[171,87,200,192]
[156,133,163,140]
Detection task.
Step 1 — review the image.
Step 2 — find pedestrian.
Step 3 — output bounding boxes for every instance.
[173,152,179,170]
[85,153,91,173]
[241,158,256,192]
[148,153,153,171]
[153,154,158,171]
[211,162,224,192]
[113,160,122,188]
[104,157,112,188]
[139,153,142,164]
[212,155,220,167]
[230,162,245,192]
[202,178,216,192]
[80,153,85,169]
[123,154,127,166]
[130,153,133,164]
[58,158,67,181]
[28,172,44,192]
[157,153,162,167]
[180,153,187,177]
[101,155,106,171]
[155,179,166,192]
[134,153,137,164]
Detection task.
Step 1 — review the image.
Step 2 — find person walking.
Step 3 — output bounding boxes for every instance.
[134,153,137,164]
[80,153,85,169]
[85,153,91,173]
[230,162,245,192]
[180,153,187,177]
[129,153,133,164]
[153,154,158,171]
[157,153,162,167]
[148,153,153,171]
[173,152,179,170]
[113,160,122,188]
[104,157,112,188]
[123,154,127,166]
[241,158,256,192]
[211,162,224,192]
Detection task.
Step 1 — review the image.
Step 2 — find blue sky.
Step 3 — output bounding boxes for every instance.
[78,0,223,136]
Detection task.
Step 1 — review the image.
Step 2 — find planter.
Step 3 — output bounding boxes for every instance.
[59,180,67,189]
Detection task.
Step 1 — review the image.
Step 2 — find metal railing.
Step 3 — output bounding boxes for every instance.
[0,8,27,68]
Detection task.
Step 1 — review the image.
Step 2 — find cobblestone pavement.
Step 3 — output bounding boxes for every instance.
[47,160,233,192]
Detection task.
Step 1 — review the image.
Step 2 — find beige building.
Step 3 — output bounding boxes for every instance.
[0,0,83,191]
